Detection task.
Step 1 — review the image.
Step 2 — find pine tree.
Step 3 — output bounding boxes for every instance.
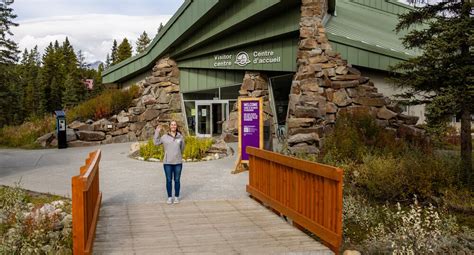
[21,46,41,118]
[116,38,132,64]
[0,1,20,127]
[77,49,86,70]
[391,0,473,184]
[41,43,57,112]
[62,37,77,75]
[0,1,19,64]
[105,53,111,68]
[62,74,81,108]
[157,22,164,36]
[136,31,151,54]
[110,39,118,64]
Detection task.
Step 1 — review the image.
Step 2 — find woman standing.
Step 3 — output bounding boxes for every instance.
[153,121,185,204]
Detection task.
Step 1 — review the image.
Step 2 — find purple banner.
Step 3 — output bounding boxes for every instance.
[240,100,261,161]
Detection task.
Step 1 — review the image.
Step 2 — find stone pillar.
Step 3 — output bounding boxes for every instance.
[286,0,424,154]
[128,56,186,140]
[221,71,274,142]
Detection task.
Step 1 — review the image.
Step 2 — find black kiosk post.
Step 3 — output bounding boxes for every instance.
[54,110,67,149]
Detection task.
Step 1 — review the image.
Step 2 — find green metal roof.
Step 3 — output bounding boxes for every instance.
[103,0,418,84]
[326,0,419,70]
[102,0,219,84]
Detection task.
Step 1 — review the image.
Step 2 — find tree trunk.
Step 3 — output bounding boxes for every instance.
[460,107,472,185]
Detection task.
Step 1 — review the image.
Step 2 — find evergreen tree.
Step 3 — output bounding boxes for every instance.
[21,46,41,118]
[76,49,86,70]
[0,1,20,127]
[62,74,81,108]
[391,0,473,184]
[62,37,77,75]
[136,31,151,54]
[40,43,57,112]
[110,39,118,64]
[105,53,111,68]
[0,1,19,64]
[116,38,132,64]
[157,22,164,36]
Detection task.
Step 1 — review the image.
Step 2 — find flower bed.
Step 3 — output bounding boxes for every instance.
[133,137,230,162]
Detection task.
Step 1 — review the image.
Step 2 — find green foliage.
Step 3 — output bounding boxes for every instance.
[0,1,20,65]
[0,116,55,148]
[321,113,408,165]
[357,152,459,201]
[140,139,164,160]
[1,33,104,128]
[139,136,214,161]
[115,38,132,64]
[182,136,213,160]
[67,85,139,122]
[391,0,473,183]
[136,31,151,54]
[62,74,83,108]
[110,39,118,64]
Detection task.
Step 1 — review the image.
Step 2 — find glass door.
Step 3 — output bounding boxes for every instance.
[196,103,212,137]
[212,103,228,135]
[194,100,229,137]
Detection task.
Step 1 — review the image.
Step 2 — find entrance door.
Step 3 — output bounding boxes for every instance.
[195,100,229,137]
[196,104,211,137]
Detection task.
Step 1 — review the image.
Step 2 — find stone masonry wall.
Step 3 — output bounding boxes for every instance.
[285,0,424,154]
[221,71,273,142]
[37,57,186,148]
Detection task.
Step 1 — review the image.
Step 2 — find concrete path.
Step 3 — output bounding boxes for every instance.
[0,143,248,204]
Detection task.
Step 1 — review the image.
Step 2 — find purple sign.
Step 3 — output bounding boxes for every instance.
[240,99,262,161]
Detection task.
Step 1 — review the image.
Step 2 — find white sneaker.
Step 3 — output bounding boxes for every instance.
[166,197,173,204]
[173,197,180,204]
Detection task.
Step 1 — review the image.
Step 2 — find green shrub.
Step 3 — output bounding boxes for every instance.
[182,136,213,160]
[0,116,55,148]
[140,139,164,160]
[139,136,213,161]
[67,85,139,122]
[357,151,459,201]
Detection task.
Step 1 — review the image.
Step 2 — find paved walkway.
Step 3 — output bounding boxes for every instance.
[0,143,248,204]
[0,143,332,254]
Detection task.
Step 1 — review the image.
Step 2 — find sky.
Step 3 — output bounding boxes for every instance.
[10,0,185,63]
[8,0,420,64]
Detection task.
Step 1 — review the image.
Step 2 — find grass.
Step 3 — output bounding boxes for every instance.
[0,116,55,149]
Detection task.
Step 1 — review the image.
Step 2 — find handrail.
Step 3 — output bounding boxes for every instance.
[246,147,343,254]
[72,150,102,255]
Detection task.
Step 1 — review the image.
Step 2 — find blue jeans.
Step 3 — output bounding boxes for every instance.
[163,164,182,198]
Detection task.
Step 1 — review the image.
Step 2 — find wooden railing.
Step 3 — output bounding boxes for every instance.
[246,147,343,254]
[72,150,102,255]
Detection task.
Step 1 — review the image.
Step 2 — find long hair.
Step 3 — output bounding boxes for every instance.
[169,120,181,135]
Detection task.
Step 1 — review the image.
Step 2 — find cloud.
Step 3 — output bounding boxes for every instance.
[12,0,184,20]
[12,14,172,63]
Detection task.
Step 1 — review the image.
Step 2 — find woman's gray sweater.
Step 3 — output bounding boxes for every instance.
[153,130,185,164]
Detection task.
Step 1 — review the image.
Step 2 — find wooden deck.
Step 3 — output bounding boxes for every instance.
[93,199,333,254]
